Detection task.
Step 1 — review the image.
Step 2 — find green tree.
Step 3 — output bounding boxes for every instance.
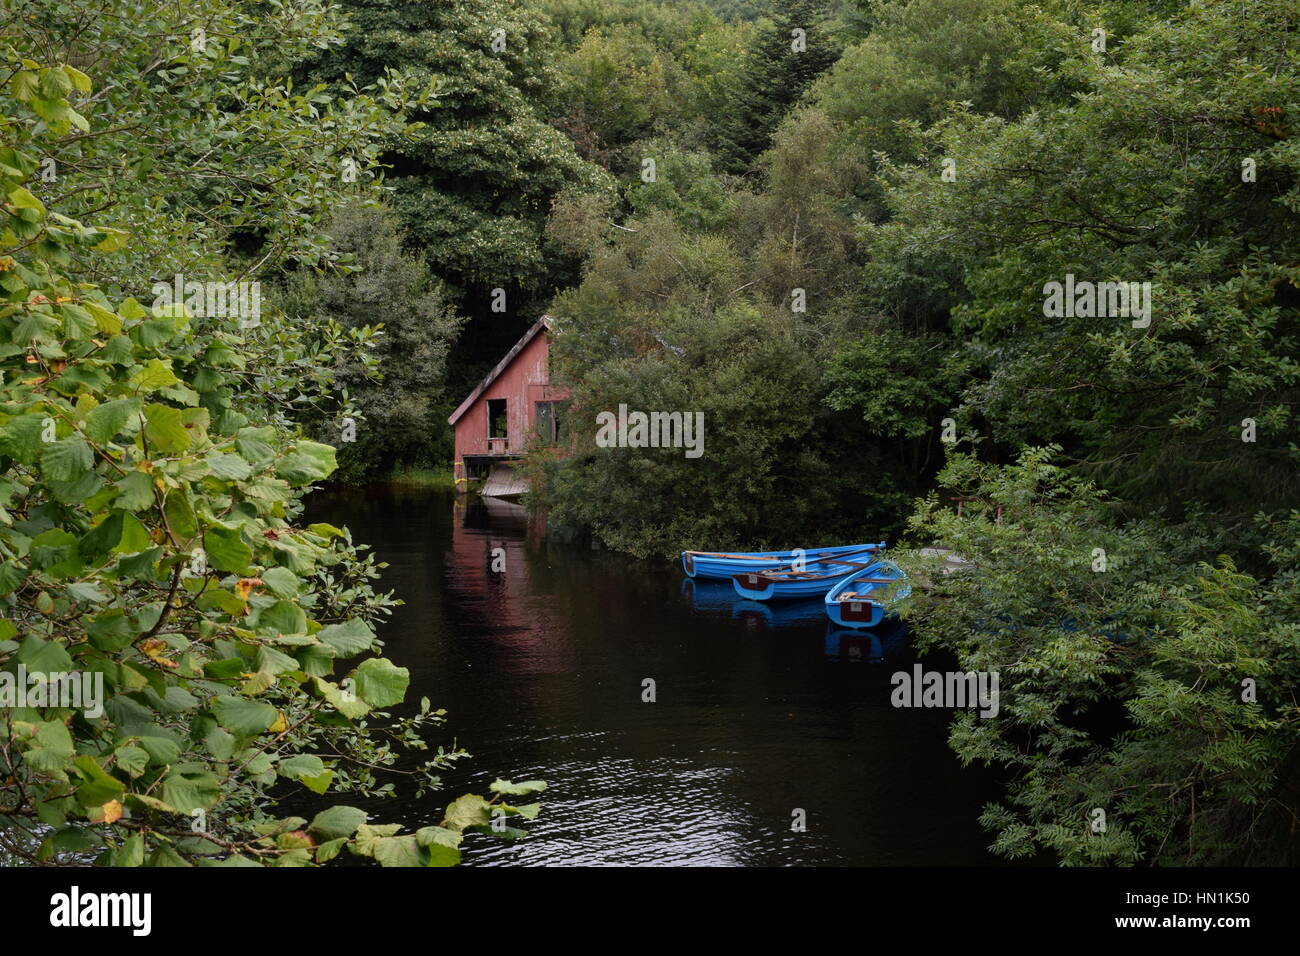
[553,27,673,163]
[278,205,464,480]
[808,0,1059,165]
[297,0,614,300]
[0,30,539,868]
[5,0,443,447]
[626,139,736,231]
[898,447,1300,865]
[862,0,1300,524]
[711,0,842,173]
[540,0,754,157]
[538,203,895,556]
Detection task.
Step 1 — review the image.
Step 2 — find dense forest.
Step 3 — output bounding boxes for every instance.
[1,0,1297,867]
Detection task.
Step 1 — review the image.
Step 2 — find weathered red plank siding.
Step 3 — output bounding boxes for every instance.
[450,318,568,477]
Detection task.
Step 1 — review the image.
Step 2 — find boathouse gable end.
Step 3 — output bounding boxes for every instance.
[449,316,568,487]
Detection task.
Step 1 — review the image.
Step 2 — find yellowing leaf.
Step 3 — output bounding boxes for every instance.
[64,66,92,93]
[139,638,178,668]
[7,186,45,215]
[235,577,262,600]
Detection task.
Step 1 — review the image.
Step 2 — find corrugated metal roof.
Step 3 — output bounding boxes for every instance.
[481,462,528,499]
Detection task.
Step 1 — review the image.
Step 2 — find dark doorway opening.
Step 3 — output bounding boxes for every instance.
[487,398,508,440]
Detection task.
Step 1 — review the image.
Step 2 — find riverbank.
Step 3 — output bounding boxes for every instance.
[385,466,457,492]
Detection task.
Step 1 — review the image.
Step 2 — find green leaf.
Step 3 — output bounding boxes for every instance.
[415,825,464,863]
[299,771,333,795]
[253,645,299,676]
[235,426,276,465]
[115,512,152,553]
[489,779,549,796]
[0,562,29,597]
[256,599,307,637]
[211,695,277,736]
[85,398,141,443]
[317,618,375,657]
[114,470,155,511]
[64,65,92,93]
[278,755,333,794]
[442,794,492,833]
[351,657,408,708]
[79,510,124,557]
[131,318,179,348]
[260,566,300,598]
[116,546,161,580]
[145,846,192,867]
[61,304,96,339]
[130,359,180,392]
[18,634,74,672]
[0,412,51,463]
[83,301,123,333]
[118,298,147,321]
[275,440,337,485]
[73,755,126,807]
[116,834,145,867]
[40,435,93,482]
[87,610,133,651]
[19,720,74,773]
[65,580,109,603]
[312,676,370,718]
[160,764,220,814]
[136,735,182,765]
[295,643,336,679]
[206,453,252,480]
[163,491,197,539]
[8,70,39,102]
[370,834,422,867]
[506,802,540,820]
[309,805,369,841]
[114,745,149,778]
[142,403,190,453]
[91,229,129,256]
[203,525,250,573]
[278,754,326,780]
[315,838,347,863]
[38,67,73,100]
[7,185,45,214]
[416,825,462,850]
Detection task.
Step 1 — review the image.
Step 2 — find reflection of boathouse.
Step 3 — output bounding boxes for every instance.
[447,495,575,675]
[448,316,568,497]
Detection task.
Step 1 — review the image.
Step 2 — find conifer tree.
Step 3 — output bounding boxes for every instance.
[712,0,841,172]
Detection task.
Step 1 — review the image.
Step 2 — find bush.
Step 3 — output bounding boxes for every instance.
[0,53,539,868]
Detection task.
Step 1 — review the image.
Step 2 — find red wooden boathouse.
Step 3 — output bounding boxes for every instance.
[448,316,568,495]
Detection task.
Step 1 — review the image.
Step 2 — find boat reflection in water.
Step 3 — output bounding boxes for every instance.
[823,618,910,663]
[682,577,913,662]
[680,578,828,628]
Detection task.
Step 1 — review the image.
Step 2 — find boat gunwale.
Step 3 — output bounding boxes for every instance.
[684,544,881,561]
[826,561,908,604]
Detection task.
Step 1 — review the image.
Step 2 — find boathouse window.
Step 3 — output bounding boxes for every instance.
[487,398,508,441]
[535,401,566,443]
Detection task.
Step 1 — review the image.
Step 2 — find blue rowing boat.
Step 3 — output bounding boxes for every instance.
[682,542,881,580]
[730,545,887,601]
[823,560,910,628]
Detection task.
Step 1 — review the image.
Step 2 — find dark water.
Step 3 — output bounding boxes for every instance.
[301,484,998,866]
